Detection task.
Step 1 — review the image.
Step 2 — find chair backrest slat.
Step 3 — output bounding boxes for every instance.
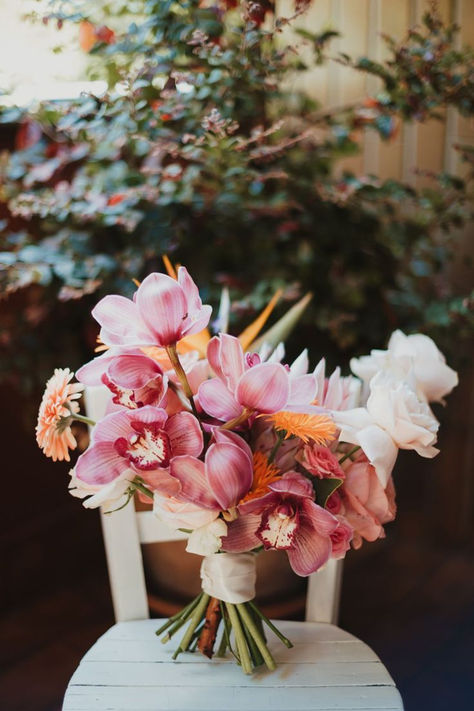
[100,503,149,622]
[86,386,343,624]
[305,559,343,625]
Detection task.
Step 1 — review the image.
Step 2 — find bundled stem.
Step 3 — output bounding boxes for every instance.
[156,593,292,675]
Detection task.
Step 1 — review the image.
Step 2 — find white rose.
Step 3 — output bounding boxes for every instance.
[367,372,439,455]
[68,468,131,510]
[153,494,217,531]
[186,518,228,556]
[333,372,439,486]
[351,329,458,403]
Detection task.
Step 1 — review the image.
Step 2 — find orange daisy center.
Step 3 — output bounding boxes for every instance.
[240,451,281,505]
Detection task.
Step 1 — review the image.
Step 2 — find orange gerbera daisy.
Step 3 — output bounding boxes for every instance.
[240,451,281,505]
[266,411,337,445]
[36,368,84,462]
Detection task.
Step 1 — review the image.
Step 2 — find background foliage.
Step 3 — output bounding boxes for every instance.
[0,0,473,391]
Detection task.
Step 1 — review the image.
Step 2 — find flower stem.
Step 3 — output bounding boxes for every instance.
[215,624,228,658]
[239,606,264,667]
[155,593,203,636]
[166,344,199,418]
[268,429,285,463]
[131,479,154,500]
[71,413,96,427]
[225,603,253,674]
[173,593,210,659]
[248,600,293,648]
[161,594,204,642]
[220,407,253,431]
[338,445,361,464]
[237,602,276,671]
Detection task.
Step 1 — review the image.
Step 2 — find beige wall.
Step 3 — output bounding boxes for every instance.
[278,0,474,184]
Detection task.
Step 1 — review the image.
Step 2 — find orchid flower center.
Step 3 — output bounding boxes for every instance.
[257,502,299,550]
[115,422,171,470]
[102,374,136,409]
[245,352,261,368]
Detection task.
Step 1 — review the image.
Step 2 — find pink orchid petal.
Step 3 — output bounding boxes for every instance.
[300,498,339,537]
[177,266,202,312]
[136,272,188,346]
[221,513,262,553]
[93,295,155,346]
[269,471,314,499]
[219,334,245,392]
[134,377,168,408]
[288,374,317,407]
[212,428,253,462]
[207,336,225,379]
[236,362,290,414]
[170,456,218,509]
[127,405,168,430]
[108,354,162,389]
[198,378,243,421]
[140,469,180,497]
[238,491,279,515]
[186,360,211,395]
[165,412,203,457]
[90,409,135,444]
[76,442,128,485]
[76,351,119,386]
[287,514,333,576]
[182,304,213,338]
[206,442,253,510]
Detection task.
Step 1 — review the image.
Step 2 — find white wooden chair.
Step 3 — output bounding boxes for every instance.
[62,387,404,711]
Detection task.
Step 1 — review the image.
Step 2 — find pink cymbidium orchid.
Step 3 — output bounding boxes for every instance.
[198,334,317,425]
[77,347,168,410]
[170,431,253,515]
[75,405,203,492]
[223,471,338,576]
[92,267,212,349]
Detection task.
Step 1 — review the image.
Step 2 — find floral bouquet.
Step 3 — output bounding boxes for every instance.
[36,262,458,674]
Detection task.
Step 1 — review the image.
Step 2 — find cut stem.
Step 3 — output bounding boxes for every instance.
[248,601,293,648]
[237,603,276,670]
[225,603,253,674]
[155,593,203,636]
[173,593,210,659]
[162,596,205,642]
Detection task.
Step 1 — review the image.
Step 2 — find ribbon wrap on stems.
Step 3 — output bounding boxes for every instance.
[200,552,257,604]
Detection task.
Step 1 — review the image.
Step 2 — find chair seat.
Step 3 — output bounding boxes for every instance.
[63,619,403,711]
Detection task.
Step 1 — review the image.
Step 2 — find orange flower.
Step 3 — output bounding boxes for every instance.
[240,451,280,505]
[36,369,84,462]
[266,411,337,445]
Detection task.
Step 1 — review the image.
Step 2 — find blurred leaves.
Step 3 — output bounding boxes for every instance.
[0,1,473,388]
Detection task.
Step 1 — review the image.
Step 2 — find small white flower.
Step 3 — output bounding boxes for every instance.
[68,468,131,510]
[186,518,228,556]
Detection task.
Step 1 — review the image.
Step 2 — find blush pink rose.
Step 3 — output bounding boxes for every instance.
[300,444,345,479]
[338,453,396,549]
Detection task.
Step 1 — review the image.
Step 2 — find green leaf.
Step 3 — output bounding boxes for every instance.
[312,477,343,508]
